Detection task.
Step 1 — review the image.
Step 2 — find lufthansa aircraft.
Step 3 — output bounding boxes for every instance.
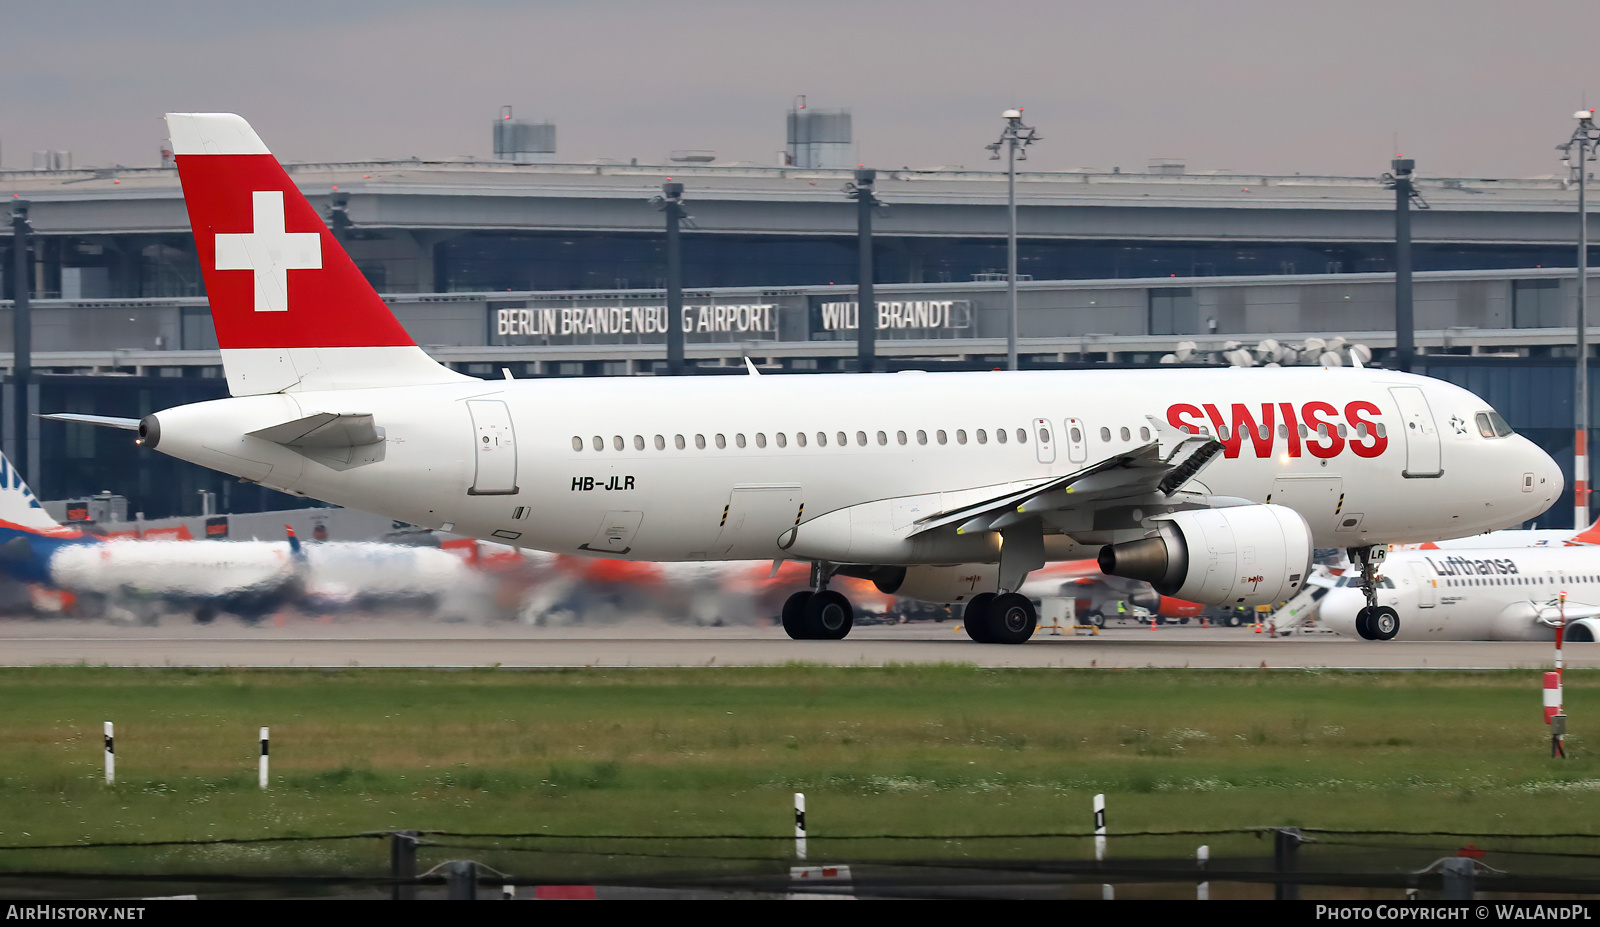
[49,113,1563,645]
[1321,546,1600,641]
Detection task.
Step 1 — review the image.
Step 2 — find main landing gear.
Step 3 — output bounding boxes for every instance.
[781,563,854,640]
[961,592,1038,645]
[1348,545,1399,641]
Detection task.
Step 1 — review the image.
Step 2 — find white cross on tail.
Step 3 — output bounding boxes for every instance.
[214,191,322,312]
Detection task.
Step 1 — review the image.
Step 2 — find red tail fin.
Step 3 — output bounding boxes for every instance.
[166,114,468,395]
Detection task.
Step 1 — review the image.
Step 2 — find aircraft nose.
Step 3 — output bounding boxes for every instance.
[1529,440,1563,506]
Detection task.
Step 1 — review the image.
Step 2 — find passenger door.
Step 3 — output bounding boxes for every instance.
[1389,387,1442,478]
[466,400,519,495]
[1408,561,1437,608]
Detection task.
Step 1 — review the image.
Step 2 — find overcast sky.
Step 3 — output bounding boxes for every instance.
[3,0,1598,177]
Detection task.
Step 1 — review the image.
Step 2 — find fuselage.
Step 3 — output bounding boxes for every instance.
[145,365,1561,567]
[1321,547,1600,641]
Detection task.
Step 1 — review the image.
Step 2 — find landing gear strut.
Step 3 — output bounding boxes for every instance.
[781,563,855,641]
[1347,545,1399,641]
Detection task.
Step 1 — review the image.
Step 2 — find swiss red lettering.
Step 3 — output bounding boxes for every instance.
[1164,399,1385,461]
[1345,400,1387,458]
[1202,403,1276,459]
[1167,403,1205,435]
[1301,401,1344,458]
[1201,403,1244,458]
[1277,402,1302,457]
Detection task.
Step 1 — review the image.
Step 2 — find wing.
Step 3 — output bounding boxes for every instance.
[908,415,1225,543]
[1533,601,1600,626]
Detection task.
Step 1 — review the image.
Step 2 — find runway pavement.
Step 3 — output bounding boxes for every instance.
[0,616,1591,669]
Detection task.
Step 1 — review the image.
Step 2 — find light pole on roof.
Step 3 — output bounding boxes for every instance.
[987,109,1040,372]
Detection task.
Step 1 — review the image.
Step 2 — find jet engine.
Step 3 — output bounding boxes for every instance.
[1096,504,1312,607]
[837,563,998,604]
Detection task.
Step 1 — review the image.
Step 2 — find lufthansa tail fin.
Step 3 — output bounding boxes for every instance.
[165,113,472,396]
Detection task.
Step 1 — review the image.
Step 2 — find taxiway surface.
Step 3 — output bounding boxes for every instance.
[0,618,1589,669]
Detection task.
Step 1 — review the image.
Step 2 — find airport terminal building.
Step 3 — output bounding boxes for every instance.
[3,154,1598,520]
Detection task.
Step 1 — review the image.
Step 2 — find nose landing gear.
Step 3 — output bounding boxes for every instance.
[781,563,855,641]
[1348,545,1400,641]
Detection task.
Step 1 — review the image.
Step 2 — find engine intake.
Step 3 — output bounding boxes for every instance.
[1098,504,1312,607]
[137,414,161,449]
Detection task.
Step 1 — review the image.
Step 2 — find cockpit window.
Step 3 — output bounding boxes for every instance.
[1476,411,1514,438]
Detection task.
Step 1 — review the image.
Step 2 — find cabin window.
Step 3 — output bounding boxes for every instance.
[797,432,808,447]
[633,435,645,450]
[592,436,604,451]
[957,429,968,445]
[1100,427,1111,442]
[756,433,768,448]
[937,429,948,445]
[1070,427,1082,442]
[856,431,868,446]
[654,435,666,450]
[1140,426,1151,441]
[877,431,888,446]
[613,436,625,451]
[571,436,583,451]
[695,434,706,450]
[977,429,989,445]
[1120,427,1131,442]
[675,434,686,450]
[817,432,828,447]
[1018,428,1029,444]
[715,434,727,449]
[917,430,928,445]
[996,428,1008,445]
[776,433,788,448]
[736,434,747,448]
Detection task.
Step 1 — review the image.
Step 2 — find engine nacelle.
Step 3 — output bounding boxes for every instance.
[1096,504,1312,607]
[847,563,999,605]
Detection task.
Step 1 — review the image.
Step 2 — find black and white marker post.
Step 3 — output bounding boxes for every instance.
[259,727,270,788]
[1197,844,1210,900]
[103,721,114,785]
[1094,793,1112,900]
[794,792,807,860]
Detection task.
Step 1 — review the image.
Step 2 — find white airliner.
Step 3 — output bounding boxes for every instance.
[0,449,477,622]
[47,113,1563,645]
[1321,546,1600,641]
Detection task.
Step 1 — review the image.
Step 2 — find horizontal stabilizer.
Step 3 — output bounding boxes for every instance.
[41,413,140,431]
[249,412,383,448]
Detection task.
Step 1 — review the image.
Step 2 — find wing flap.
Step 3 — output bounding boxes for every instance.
[916,427,1222,540]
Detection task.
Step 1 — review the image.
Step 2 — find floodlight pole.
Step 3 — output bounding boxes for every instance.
[846,169,880,373]
[658,182,687,376]
[1381,160,1428,373]
[9,200,31,486]
[1559,110,1600,529]
[988,110,1039,371]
